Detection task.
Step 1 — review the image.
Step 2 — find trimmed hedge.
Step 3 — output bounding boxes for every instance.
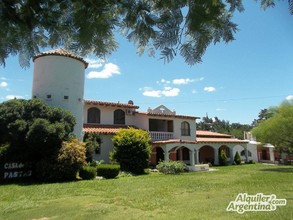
[96,164,120,179]
[79,166,97,180]
[156,161,187,174]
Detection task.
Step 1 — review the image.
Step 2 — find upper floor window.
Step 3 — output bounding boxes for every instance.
[114,109,125,124]
[181,121,190,136]
[87,107,100,123]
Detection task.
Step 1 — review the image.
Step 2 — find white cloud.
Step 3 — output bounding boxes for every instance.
[0,81,8,87]
[85,58,104,69]
[192,90,198,94]
[204,86,216,92]
[172,78,194,85]
[157,79,171,85]
[86,63,120,79]
[6,95,23,100]
[286,95,293,101]
[216,108,226,111]
[141,86,180,97]
[143,89,162,97]
[162,87,180,97]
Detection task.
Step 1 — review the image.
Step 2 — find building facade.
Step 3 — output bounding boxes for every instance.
[83,100,252,170]
[31,49,255,169]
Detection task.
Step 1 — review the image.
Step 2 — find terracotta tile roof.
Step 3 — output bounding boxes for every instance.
[196,130,232,138]
[153,139,196,144]
[195,130,248,144]
[137,112,199,120]
[85,100,139,109]
[196,137,249,144]
[33,48,88,68]
[83,124,138,134]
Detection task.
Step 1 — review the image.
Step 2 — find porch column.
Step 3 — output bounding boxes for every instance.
[195,149,199,164]
[269,148,275,162]
[164,150,169,162]
[214,147,219,165]
[189,149,195,166]
[179,148,183,161]
[230,148,234,164]
[244,147,249,163]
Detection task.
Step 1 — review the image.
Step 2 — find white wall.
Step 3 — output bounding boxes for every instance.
[32,55,85,139]
[93,134,114,163]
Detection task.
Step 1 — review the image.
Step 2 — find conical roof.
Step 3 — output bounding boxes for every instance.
[33,48,88,68]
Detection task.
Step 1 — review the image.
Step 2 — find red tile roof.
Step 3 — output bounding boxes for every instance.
[33,48,88,68]
[196,130,248,144]
[196,130,232,138]
[153,139,196,144]
[85,100,139,109]
[196,137,249,144]
[83,124,137,134]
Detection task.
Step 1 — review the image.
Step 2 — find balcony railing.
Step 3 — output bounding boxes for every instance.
[149,131,174,141]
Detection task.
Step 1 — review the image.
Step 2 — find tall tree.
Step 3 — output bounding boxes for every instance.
[251,107,277,127]
[0,0,292,68]
[252,102,293,157]
[196,115,251,139]
[0,99,75,162]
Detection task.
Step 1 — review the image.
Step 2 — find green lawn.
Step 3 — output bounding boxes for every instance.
[0,163,292,220]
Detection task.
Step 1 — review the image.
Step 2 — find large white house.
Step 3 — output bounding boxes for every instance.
[82,100,254,169]
[32,49,256,170]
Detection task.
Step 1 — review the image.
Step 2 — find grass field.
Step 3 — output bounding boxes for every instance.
[0,163,292,220]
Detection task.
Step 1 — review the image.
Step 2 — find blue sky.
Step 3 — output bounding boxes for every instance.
[0,1,292,125]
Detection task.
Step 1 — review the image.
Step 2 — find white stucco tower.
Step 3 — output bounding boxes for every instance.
[32,49,88,139]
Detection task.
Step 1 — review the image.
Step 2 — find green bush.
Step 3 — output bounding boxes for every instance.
[219,149,228,166]
[36,139,86,181]
[234,151,241,165]
[83,133,101,163]
[111,128,151,174]
[156,161,187,174]
[96,164,120,179]
[79,166,97,180]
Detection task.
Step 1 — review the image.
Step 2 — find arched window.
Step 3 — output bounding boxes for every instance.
[87,107,100,123]
[114,109,125,124]
[181,121,190,136]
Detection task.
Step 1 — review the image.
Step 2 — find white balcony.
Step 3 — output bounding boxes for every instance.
[150,131,174,141]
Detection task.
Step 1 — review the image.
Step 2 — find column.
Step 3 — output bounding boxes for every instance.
[230,147,234,164]
[189,149,195,166]
[244,147,249,163]
[214,147,219,165]
[195,149,199,164]
[164,150,169,162]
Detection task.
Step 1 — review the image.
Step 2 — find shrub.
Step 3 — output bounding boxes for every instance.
[89,160,104,167]
[79,166,97,180]
[156,161,187,174]
[219,149,228,166]
[111,128,151,174]
[36,138,87,181]
[96,164,120,179]
[234,151,241,165]
[83,133,101,163]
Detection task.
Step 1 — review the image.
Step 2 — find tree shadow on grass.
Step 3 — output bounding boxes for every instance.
[260,167,293,173]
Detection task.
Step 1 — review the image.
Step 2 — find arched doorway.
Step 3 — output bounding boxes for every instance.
[176,146,190,164]
[218,145,230,158]
[156,147,164,164]
[199,145,214,164]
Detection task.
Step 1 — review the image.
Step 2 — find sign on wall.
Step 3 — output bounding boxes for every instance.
[0,162,33,181]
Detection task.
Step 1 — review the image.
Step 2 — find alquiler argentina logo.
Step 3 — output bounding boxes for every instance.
[226,193,287,214]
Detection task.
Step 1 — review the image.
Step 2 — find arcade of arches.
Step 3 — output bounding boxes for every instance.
[150,142,249,167]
